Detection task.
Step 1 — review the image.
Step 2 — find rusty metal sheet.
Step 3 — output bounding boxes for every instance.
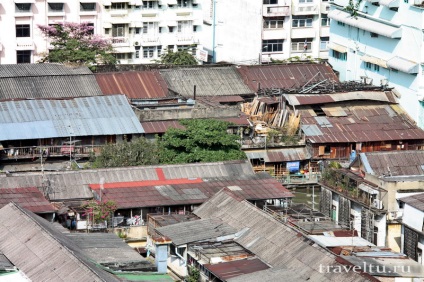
[204,258,270,280]
[141,120,185,134]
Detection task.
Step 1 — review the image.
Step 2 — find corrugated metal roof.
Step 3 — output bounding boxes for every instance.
[0,160,255,201]
[266,147,311,162]
[360,150,424,176]
[160,67,254,97]
[141,120,185,134]
[399,193,424,212]
[0,187,56,213]
[0,64,102,100]
[0,203,120,282]
[0,94,144,141]
[302,104,424,143]
[309,236,375,247]
[194,190,368,281]
[204,258,270,280]
[89,173,294,209]
[156,218,237,245]
[237,64,339,92]
[284,91,398,106]
[227,266,306,282]
[95,71,169,99]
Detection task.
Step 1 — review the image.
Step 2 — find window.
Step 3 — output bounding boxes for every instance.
[370,32,378,38]
[48,3,64,12]
[177,0,191,7]
[365,62,380,72]
[135,28,141,34]
[17,50,31,63]
[143,22,156,34]
[112,24,125,37]
[105,28,110,35]
[80,3,96,11]
[159,27,162,33]
[193,25,198,32]
[365,62,372,69]
[143,46,154,58]
[321,14,330,26]
[177,20,191,33]
[87,23,94,35]
[15,3,31,12]
[320,37,329,50]
[263,0,278,4]
[337,21,345,26]
[142,1,154,9]
[262,39,283,52]
[111,2,125,9]
[16,24,30,37]
[332,50,347,60]
[135,50,140,59]
[374,64,380,71]
[292,16,313,27]
[291,39,311,52]
[299,0,313,3]
[169,26,174,32]
[157,46,162,56]
[177,45,190,51]
[114,53,126,60]
[263,17,284,29]
[168,45,174,52]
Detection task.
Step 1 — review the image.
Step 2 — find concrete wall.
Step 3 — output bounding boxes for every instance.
[136,106,241,121]
[403,204,424,231]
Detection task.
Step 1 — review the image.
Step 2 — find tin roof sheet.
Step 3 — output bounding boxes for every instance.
[360,150,424,176]
[0,187,56,213]
[156,218,237,245]
[309,235,375,247]
[0,94,144,141]
[204,258,270,280]
[237,64,339,92]
[0,64,102,100]
[399,193,424,212]
[302,104,424,143]
[160,67,254,97]
[141,120,185,134]
[246,147,311,163]
[95,71,169,99]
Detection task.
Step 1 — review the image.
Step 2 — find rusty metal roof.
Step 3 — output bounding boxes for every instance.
[0,187,56,213]
[246,147,311,162]
[95,71,169,99]
[301,104,424,143]
[284,91,398,106]
[141,120,185,134]
[359,150,424,176]
[204,258,270,280]
[399,193,424,211]
[89,173,293,209]
[237,63,339,92]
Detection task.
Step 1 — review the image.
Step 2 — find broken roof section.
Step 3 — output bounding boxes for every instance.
[0,160,255,201]
[0,94,144,141]
[0,203,120,282]
[237,63,339,92]
[156,218,237,245]
[160,67,254,98]
[89,173,293,209]
[0,188,56,214]
[355,150,424,177]
[95,71,169,99]
[0,63,102,100]
[194,189,368,281]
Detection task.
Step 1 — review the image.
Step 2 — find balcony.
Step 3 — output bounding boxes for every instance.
[176,34,194,43]
[321,2,330,13]
[111,37,130,47]
[291,28,316,38]
[263,29,287,40]
[176,11,193,20]
[263,5,291,17]
[142,36,160,45]
[16,39,35,50]
[292,4,319,15]
[0,145,103,161]
[110,9,128,16]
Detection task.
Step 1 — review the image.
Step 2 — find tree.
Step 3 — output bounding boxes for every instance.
[158,119,246,164]
[37,22,116,66]
[91,137,159,168]
[82,200,117,224]
[156,49,198,65]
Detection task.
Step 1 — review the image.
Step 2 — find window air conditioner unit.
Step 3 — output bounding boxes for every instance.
[372,199,383,209]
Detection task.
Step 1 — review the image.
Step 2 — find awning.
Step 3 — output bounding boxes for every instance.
[327,42,347,53]
[109,18,131,24]
[80,0,96,2]
[14,0,35,3]
[358,183,379,195]
[159,22,168,27]
[103,22,112,28]
[168,0,177,4]
[167,21,177,26]
[379,0,399,7]
[103,0,111,5]
[387,56,419,74]
[47,0,64,3]
[113,46,135,53]
[328,9,402,38]
[361,55,387,68]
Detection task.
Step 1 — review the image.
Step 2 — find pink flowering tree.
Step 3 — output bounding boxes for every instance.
[37,22,116,66]
[82,199,117,224]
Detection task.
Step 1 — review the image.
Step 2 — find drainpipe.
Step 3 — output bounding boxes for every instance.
[212,0,216,63]
[176,246,186,266]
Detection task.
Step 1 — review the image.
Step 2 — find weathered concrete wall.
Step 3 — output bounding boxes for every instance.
[136,106,241,121]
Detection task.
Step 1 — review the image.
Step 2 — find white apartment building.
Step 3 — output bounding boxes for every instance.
[0,0,203,64]
[328,0,424,128]
[200,0,331,65]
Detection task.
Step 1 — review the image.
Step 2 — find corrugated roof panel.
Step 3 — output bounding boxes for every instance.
[0,95,144,141]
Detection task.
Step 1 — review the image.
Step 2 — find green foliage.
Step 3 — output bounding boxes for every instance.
[186,266,200,282]
[92,137,159,168]
[329,161,342,169]
[158,119,246,164]
[344,0,362,17]
[37,22,116,66]
[82,200,117,224]
[156,50,198,65]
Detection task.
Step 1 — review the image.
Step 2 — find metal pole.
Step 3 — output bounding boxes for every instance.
[312,185,315,210]
[212,0,216,63]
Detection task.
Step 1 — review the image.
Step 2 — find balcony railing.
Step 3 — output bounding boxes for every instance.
[263,5,291,17]
[0,145,103,160]
[292,4,319,15]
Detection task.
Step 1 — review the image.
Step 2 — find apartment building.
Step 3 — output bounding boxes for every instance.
[0,0,203,64]
[328,0,424,128]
